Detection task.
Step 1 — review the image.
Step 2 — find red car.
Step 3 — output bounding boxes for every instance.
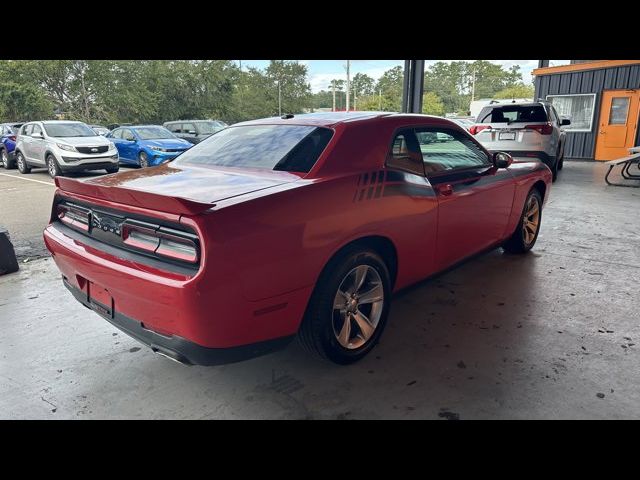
[43,112,551,365]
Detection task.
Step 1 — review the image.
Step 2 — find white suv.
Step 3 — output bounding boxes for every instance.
[470,101,570,181]
[15,120,119,178]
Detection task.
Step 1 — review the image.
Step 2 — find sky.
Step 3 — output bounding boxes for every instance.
[239,60,566,93]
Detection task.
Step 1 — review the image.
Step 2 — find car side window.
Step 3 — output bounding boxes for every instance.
[111,129,122,139]
[167,123,181,133]
[22,124,32,136]
[122,129,135,141]
[31,125,42,136]
[415,128,491,175]
[182,123,196,134]
[385,129,425,176]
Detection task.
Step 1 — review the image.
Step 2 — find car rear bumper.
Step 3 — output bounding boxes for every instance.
[63,279,293,365]
[43,221,307,364]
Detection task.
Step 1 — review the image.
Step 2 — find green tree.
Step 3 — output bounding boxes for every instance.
[422,92,445,116]
[266,60,312,115]
[375,65,404,111]
[0,82,53,121]
[493,83,535,99]
[352,72,375,97]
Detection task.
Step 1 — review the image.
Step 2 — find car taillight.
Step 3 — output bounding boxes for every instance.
[469,125,490,135]
[57,203,91,231]
[122,222,199,264]
[525,124,553,135]
[8,135,16,141]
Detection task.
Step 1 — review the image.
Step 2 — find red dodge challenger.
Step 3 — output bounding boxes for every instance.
[44,112,551,365]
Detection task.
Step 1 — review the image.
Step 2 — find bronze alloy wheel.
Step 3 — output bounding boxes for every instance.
[332,265,384,350]
[522,194,540,246]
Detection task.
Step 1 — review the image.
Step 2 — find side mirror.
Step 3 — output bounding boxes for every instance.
[561,118,571,126]
[493,151,513,169]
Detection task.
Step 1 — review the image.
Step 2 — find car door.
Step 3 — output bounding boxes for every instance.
[181,122,197,142]
[120,128,138,162]
[29,124,46,165]
[108,129,127,162]
[384,129,439,282]
[416,126,515,272]
[20,124,33,159]
[166,122,184,140]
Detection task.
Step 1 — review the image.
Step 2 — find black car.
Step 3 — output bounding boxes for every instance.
[163,120,226,144]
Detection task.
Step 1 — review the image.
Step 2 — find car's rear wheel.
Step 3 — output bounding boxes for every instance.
[16,152,30,174]
[46,154,63,178]
[139,151,149,168]
[298,247,391,364]
[503,189,542,254]
[557,144,564,171]
[1,148,12,169]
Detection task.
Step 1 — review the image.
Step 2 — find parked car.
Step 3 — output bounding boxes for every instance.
[449,118,475,132]
[91,125,111,136]
[106,125,192,167]
[14,121,119,177]
[470,100,570,181]
[163,120,226,144]
[44,112,551,366]
[0,122,24,169]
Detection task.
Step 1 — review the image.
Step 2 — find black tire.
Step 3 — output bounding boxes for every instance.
[550,156,558,182]
[138,151,149,168]
[298,247,392,364]
[503,189,543,254]
[1,148,14,169]
[16,151,31,174]
[557,145,564,171]
[105,164,119,174]
[46,154,63,178]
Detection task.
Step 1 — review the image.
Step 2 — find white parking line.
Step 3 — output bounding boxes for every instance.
[0,172,54,186]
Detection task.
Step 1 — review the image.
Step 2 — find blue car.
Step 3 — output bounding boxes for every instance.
[106,125,192,167]
[1,122,25,169]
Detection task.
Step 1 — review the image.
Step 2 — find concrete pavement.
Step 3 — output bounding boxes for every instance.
[0,161,638,419]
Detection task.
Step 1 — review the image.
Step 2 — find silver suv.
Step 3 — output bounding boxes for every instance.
[470,100,570,181]
[15,120,119,178]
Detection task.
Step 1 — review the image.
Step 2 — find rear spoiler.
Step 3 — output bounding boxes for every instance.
[54,176,215,216]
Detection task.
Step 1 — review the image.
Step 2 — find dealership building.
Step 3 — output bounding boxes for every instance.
[533,60,640,161]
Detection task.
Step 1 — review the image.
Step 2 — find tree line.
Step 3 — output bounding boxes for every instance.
[0,60,533,125]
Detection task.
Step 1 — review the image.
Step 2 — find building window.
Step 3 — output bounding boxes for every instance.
[546,94,596,132]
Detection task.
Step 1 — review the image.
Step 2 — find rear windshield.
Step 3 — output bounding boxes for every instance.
[477,105,548,124]
[43,123,97,137]
[174,124,334,173]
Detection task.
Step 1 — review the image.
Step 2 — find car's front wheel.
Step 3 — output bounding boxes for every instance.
[16,152,31,174]
[46,154,63,178]
[503,188,542,254]
[139,151,149,168]
[299,247,391,364]
[105,164,119,174]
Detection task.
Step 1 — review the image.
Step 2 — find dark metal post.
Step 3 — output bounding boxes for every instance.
[538,60,549,68]
[410,60,425,113]
[401,60,411,113]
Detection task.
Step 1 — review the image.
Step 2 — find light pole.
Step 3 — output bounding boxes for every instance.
[345,60,350,112]
[278,80,282,116]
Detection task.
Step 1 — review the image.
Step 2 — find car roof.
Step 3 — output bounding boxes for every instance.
[117,125,167,129]
[164,119,217,123]
[482,101,546,108]
[233,111,437,128]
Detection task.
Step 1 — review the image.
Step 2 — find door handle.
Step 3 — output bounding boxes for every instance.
[436,183,453,196]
